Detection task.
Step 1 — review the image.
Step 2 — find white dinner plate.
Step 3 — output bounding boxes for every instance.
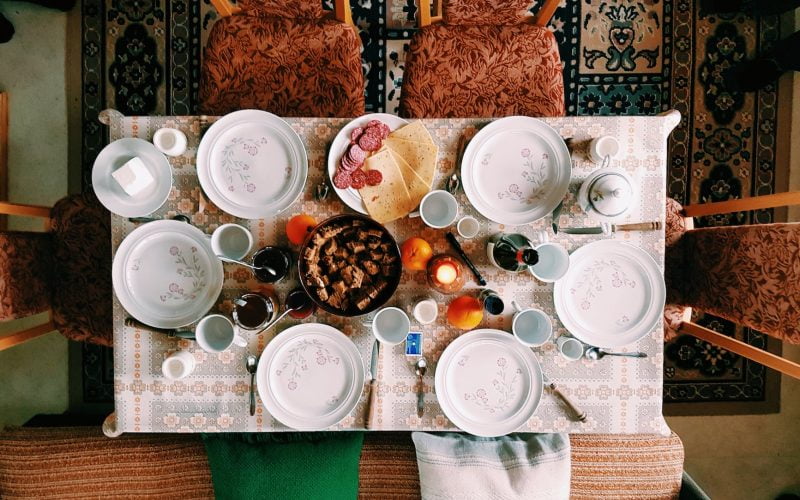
[553,240,665,348]
[92,138,173,217]
[197,110,308,219]
[112,220,224,328]
[461,116,571,225]
[257,323,365,430]
[435,329,543,437]
[327,113,409,214]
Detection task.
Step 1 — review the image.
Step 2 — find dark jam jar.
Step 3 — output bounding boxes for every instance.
[286,288,316,319]
[232,293,275,330]
[251,246,292,283]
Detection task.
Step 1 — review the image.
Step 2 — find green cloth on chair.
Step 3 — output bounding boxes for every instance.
[202,432,364,500]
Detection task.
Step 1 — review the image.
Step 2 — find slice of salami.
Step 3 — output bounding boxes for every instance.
[350,169,367,189]
[365,169,383,186]
[366,119,384,129]
[379,123,391,139]
[346,144,367,163]
[340,156,359,172]
[333,169,352,189]
[349,126,364,144]
[357,133,382,152]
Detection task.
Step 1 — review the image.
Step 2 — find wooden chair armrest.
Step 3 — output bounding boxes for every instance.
[0,319,55,351]
[531,0,560,26]
[209,0,241,18]
[679,321,800,380]
[682,192,800,218]
[1,92,8,230]
[334,0,354,25]
[0,201,51,219]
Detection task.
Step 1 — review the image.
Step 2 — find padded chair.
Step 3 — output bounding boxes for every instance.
[199,0,365,117]
[399,0,564,118]
[664,193,800,379]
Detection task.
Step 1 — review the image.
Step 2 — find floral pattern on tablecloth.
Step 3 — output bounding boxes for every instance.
[109,113,678,435]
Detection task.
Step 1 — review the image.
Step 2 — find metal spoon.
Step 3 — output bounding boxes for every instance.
[415,357,427,418]
[128,214,192,224]
[246,355,258,416]
[216,255,277,276]
[251,303,302,336]
[585,347,647,360]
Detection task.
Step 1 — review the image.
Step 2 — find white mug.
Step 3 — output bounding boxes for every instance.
[162,350,196,380]
[511,301,552,347]
[195,315,247,353]
[411,190,459,229]
[557,336,584,361]
[372,306,411,345]
[531,242,570,282]
[456,216,480,239]
[589,135,620,164]
[412,298,438,325]
[153,127,188,157]
[211,223,253,261]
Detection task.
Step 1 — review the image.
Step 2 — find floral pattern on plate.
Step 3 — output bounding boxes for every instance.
[462,356,523,414]
[275,338,342,391]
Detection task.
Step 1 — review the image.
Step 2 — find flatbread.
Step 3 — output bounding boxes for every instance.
[358,149,415,223]
[388,121,436,146]
[389,148,429,209]
[383,137,438,187]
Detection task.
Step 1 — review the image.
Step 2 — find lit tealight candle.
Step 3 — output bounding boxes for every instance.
[435,263,457,285]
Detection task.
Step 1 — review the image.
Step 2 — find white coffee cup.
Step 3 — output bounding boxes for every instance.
[211,223,253,261]
[162,350,196,380]
[511,301,552,347]
[195,315,247,353]
[372,307,411,345]
[456,216,480,239]
[412,190,459,229]
[153,127,188,157]
[557,336,584,361]
[412,298,438,325]
[589,135,620,164]
[530,242,570,282]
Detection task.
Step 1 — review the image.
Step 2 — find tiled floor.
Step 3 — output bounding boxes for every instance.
[0,3,799,498]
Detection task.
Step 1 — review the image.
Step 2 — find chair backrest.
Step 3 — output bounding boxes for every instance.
[677,222,800,344]
[441,0,536,25]
[235,0,324,19]
[0,230,54,321]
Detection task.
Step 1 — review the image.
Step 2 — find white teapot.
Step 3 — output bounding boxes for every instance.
[578,168,636,219]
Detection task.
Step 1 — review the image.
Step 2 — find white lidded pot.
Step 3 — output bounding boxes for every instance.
[577,168,636,220]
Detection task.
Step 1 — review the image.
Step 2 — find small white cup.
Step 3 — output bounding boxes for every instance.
[195,315,247,353]
[153,127,188,157]
[412,298,438,325]
[511,301,552,347]
[413,190,459,229]
[557,336,584,361]
[589,135,620,164]
[162,350,196,380]
[372,307,411,345]
[530,242,570,282]
[456,216,480,239]
[211,223,253,261]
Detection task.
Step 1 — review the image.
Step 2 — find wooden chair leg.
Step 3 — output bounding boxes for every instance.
[679,321,800,380]
[418,0,433,27]
[682,192,800,218]
[532,0,560,27]
[209,0,241,18]
[334,0,354,25]
[0,320,57,351]
[0,92,8,231]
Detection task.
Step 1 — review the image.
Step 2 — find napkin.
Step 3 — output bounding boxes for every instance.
[411,432,570,500]
[202,432,364,500]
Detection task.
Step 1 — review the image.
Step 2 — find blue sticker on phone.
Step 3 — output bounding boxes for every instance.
[405,332,423,356]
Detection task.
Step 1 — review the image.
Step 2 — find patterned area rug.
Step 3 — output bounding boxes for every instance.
[79,0,784,413]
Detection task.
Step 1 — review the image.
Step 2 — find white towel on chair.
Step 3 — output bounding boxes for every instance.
[411,432,570,500]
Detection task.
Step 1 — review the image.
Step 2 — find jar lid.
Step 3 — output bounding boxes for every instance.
[587,172,634,217]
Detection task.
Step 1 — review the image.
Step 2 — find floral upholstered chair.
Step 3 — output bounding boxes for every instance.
[664,193,800,379]
[199,0,365,117]
[399,0,564,118]
[0,194,112,350]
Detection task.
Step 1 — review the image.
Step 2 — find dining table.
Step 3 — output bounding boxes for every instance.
[101,109,680,437]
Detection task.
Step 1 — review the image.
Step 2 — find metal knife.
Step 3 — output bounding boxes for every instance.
[124,317,196,339]
[365,340,380,429]
[560,221,661,235]
[542,374,587,422]
[551,200,564,234]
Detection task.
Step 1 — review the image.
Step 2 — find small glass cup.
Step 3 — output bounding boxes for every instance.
[233,293,276,331]
[286,288,316,319]
[251,246,292,283]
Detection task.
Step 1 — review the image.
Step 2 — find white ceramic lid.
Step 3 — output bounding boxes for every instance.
[588,171,634,216]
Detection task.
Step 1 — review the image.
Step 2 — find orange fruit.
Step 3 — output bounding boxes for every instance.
[401,237,433,271]
[447,295,484,330]
[286,214,317,245]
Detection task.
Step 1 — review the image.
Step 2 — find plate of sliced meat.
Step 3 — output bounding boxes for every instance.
[298,214,402,317]
[327,113,408,215]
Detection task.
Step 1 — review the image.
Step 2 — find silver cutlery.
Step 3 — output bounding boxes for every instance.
[542,374,587,422]
[251,304,301,336]
[246,355,258,416]
[124,317,196,339]
[216,254,277,276]
[585,347,647,360]
[128,214,191,224]
[551,200,564,234]
[560,221,661,235]
[314,182,330,201]
[365,340,380,429]
[415,357,427,418]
